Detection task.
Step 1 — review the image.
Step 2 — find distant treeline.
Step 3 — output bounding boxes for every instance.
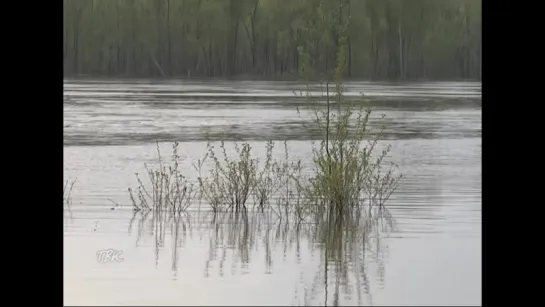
[63,0,481,80]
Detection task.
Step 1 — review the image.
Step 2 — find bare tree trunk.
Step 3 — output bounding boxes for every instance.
[243,0,259,72]
[209,43,213,76]
[233,19,240,75]
[465,8,471,79]
[72,7,82,74]
[348,0,351,77]
[180,0,187,74]
[167,0,172,75]
[398,3,404,79]
[150,52,166,77]
[116,0,121,73]
[398,21,403,79]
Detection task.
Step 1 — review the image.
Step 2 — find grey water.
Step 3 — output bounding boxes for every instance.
[63,79,481,306]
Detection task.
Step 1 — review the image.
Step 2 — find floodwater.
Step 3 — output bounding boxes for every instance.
[63,79,481,306]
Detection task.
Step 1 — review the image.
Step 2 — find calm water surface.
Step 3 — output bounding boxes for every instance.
[63,79,481,306]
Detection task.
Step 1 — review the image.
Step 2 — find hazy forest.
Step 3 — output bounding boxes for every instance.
[63,0,481,80]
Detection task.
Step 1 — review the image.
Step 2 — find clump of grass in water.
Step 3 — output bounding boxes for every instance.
[129,19,401,219]
[64,178,76,212]
[128,141,196,214]
[274,141,305,220]
[192,93,401,219]
[252,141,285,212]
[194,139,309,218]
[195,141,283,213]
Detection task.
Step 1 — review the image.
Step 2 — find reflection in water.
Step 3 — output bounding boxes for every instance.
[129,208,395,306]
[64,80,480,305]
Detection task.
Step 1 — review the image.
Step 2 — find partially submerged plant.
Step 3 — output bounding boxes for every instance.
[252,141,284,212]
[292,0,402,220]
[194,140,308,216]
[64,178,76,212]
[297,97,403,217]
[274,141,305,220]
[364,144,403,208]
[129,141,196,214]
[125,0,403,219]
[195,141,272,212]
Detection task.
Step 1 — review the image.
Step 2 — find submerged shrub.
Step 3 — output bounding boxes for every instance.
[128,0,402,218]
[64,178,76,212]
[195,141,290,213]
[129,141,196,214]
[292,6,402,220]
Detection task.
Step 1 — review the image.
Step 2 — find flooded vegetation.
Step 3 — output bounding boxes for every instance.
[63,79,481,305]
[64,178,76,214]
[63,1,481,305]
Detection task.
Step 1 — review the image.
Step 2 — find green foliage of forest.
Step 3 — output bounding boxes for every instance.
[63,0,481,80]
